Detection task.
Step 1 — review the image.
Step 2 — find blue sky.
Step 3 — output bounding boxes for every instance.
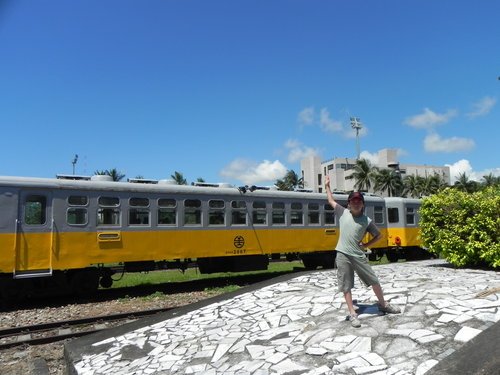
[1,0,499,186]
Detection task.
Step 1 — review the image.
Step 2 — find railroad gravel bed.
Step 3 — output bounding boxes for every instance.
[0,290,223,375]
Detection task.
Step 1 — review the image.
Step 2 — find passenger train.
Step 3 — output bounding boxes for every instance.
[0,174,429,300]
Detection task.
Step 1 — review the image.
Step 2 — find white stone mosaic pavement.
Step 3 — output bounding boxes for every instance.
[68,260,500,375]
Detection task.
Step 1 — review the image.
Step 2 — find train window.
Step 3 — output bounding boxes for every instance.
[67,208,88,225]
[308,203,320,225]
[129,198,150,225]
[158,198,176,207]
[291,202,303,225]
[231,200,247,225]
[158,198,176,225]
[129,209,149,225]
[130,197,149,207]
[388,208,399,223]
[374,206,384,224]
[98,197,120,207]
[68,196,88,206]
[97,196,121,226]
[324,204,335,225]
[209,199,225,225]
[252,201,267,225]
[272,202,285,225]
[24,195,46,225]
[97,208,120,226]
[184,199,202,225]
[406,207,416,225]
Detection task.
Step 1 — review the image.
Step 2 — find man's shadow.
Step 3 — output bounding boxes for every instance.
[353,300,385,316]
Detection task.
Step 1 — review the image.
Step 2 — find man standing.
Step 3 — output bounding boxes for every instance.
[325,176,400,327]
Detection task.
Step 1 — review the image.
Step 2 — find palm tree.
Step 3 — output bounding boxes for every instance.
[481,173,500,187]
[374,168,403,197]
[171,171,187,185]
[345,158,377,192]
[427,173,449,194]
[403,175,420,198]
[454,172,477,193]
[275,170,303,191]
[275,179,289,191]
[94,168,126,181]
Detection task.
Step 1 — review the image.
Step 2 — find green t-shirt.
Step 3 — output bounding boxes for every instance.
[334,204,380,258]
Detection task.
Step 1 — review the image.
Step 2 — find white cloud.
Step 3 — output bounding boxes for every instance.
[478,167,500,179]
[298,107,315,127]
[404,108,458,129]
[220,158,287,185]
[297,107,344,134]
[423,132,475,153]
[359,151,379,165]
[285,139,321,163]
[467,96,496,118]
[446,160,500,183]
[319,108,343,133]
[446,159,474,182]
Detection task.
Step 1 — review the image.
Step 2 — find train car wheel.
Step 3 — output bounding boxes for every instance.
[321,251,337,269]
[0,277,22,302]
[302,259,318,270]
[71,269,99,296]
[99,275,113,288]
[386,248,399,263]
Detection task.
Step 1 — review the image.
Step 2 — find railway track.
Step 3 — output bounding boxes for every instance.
[0,307,175,350]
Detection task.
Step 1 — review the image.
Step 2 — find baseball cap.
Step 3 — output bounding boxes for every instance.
[348,191,364,203]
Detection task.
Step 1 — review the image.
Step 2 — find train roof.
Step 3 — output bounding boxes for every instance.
[0,175,387,202]
[384,196,422,204]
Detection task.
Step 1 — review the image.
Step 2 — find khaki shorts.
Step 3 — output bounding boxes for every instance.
[336,251,380,293]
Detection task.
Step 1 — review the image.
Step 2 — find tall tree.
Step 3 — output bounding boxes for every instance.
[481,173,500,187]
[374,168,403,197]
[403,175,420,198]
[275,170,303,191]
[171,171,187,185]
[94,168,126,181]
[454,172,477,193]
[427,173,448,194]
[345,158,377,192]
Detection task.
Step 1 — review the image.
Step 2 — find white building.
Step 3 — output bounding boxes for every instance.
[300,148,450,195]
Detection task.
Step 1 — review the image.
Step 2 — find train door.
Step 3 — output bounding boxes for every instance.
[15,191,54,277]
[0,189,18,273]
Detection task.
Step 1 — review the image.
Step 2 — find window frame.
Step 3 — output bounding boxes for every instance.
[97,196,121,226]
[158,198,177,226]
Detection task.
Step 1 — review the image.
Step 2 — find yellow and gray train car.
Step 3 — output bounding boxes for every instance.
[0,174,427,300]
[380,197,430,262]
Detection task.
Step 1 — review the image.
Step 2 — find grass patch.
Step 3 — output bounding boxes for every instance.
[108,256,397,291]
[109,260,304,289]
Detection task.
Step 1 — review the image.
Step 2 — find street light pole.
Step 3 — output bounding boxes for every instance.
[72,154,78,175]
[350,117,363,160]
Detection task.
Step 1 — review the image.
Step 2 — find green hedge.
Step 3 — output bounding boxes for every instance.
[419,186,500,268]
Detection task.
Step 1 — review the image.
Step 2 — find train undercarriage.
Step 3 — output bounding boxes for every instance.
[0,251,338,303]
[368,246,434,263]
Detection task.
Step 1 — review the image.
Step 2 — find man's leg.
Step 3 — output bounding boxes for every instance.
[343,290,357,316]
[372,283,386,306]
[372,283,401,314]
